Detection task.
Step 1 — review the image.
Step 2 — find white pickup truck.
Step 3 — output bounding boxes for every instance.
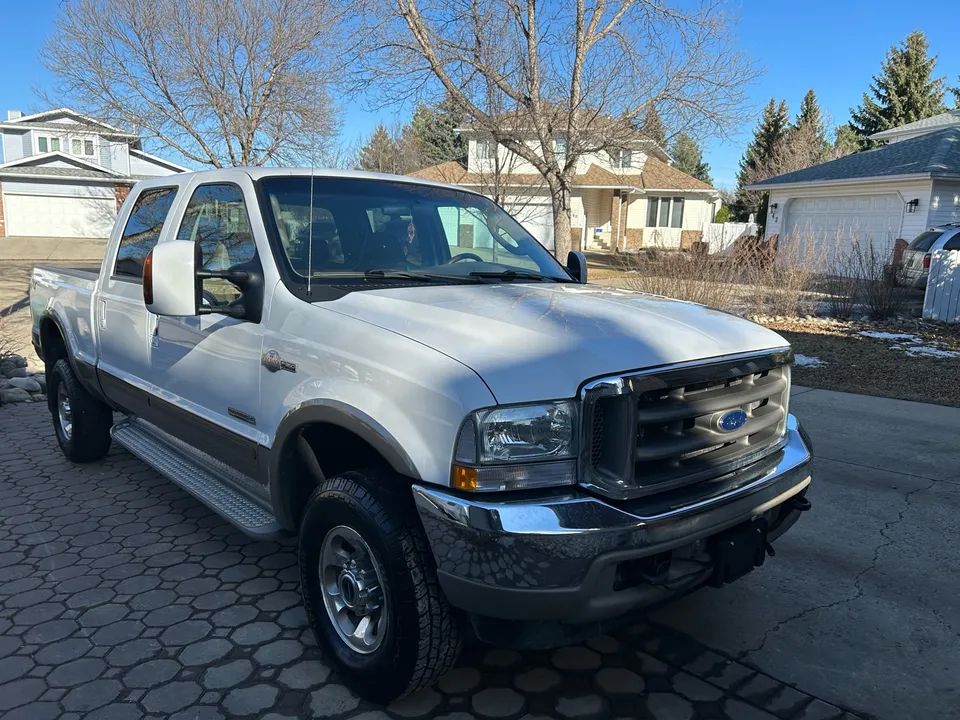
[31,168,813,702]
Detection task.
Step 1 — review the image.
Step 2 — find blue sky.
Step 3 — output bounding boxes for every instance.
[3,0,959,188]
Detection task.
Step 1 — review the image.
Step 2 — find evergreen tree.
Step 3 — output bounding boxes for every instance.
[832,124,862,158]
[409,96,466,165]
[670,133,712,185]
[731,99,789,221]
[358,124,400,174]
[850,31,947,144]
[639,105,667,148]
[793,89,829,162]
[952,77,960,108]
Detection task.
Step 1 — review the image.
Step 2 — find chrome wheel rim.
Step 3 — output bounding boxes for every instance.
[57,385,73,440]
[319,525,387,654]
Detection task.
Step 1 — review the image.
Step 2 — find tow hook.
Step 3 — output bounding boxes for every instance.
[791,495,812,512]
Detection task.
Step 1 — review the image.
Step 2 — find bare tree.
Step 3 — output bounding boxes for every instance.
[42,0,342,167]
[355,0,757,258]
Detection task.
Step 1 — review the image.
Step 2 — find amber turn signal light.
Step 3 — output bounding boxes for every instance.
[451,465,478,491]
[142,249,154,305]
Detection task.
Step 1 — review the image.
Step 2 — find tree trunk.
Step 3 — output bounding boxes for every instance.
[549,180,573,261]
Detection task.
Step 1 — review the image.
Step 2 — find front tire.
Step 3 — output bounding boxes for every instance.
[298,470,462,703]
[49,359,112,463]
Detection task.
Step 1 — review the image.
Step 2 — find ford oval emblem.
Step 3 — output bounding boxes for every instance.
[718,409,748,433]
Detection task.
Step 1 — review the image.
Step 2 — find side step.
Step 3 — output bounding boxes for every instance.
[111,419,283,538]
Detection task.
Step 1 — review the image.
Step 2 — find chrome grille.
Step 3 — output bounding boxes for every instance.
[580,350,792,500]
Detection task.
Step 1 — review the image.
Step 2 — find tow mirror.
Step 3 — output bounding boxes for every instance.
[566,250,588,284]
[144,240,200,317]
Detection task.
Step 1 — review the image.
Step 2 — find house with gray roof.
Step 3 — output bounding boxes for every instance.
[0,108,186,239]
[746,115,960,256]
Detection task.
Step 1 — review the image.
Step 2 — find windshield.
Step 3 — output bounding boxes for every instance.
[258,176,571,289]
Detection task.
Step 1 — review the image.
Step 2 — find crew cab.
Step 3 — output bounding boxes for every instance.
[31,168,813,703]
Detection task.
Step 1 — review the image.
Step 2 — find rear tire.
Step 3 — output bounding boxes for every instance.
[298,470,462,703]
[49,359,112,463]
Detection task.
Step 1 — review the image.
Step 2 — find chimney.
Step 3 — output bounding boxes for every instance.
[6,110,22,120]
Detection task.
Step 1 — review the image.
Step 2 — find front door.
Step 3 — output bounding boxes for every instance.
[149,181,266,478]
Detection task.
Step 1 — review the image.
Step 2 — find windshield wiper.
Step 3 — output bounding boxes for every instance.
[363,269,441,281]
[468,270,557,282]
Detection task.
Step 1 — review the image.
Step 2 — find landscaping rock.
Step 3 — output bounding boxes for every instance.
[8,377,41,393]
[4,367,28,378]
[0,388,31,404]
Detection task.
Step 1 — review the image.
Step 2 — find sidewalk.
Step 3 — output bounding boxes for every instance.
[0,236,106,262]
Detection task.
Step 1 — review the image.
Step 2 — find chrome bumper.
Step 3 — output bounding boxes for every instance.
[412,414,812,623]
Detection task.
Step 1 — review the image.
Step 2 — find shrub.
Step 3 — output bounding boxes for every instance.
[714,205,731,223]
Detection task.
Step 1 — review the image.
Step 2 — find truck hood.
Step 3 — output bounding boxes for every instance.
[328,283,788,404]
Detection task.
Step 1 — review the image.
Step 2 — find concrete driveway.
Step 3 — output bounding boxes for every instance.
[0,386,957,719]
[656,387,960,720]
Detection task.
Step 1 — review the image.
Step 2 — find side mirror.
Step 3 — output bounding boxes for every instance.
[143,240,263,321]
[566,250,588,284]
[143,240,201,317]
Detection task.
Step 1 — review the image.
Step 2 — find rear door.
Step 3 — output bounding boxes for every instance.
[97,185,180,415]
[148,178,268,477]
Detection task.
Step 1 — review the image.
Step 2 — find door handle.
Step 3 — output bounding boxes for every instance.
[149,313,159,348]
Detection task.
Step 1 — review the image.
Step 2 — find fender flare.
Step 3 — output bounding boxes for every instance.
[267,399,421,531]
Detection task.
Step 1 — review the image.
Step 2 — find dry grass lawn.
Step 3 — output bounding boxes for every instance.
[764,318,960,407]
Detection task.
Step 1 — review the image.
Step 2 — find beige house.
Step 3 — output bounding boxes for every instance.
[409,127,720,254]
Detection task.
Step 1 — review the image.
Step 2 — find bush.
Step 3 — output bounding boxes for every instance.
[714,205,731,223]
[617,246,741,310]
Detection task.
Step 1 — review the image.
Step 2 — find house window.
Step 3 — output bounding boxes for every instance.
[476,140,494,160]
[610,149,633,169]
[71,138,82,155]
[38,137,48,153]
[646,196,685,228]
[50,138,60,152]
[84,140,94,156]
[555,137,566,160]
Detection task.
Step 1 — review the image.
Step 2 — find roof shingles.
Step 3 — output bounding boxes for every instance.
[408,156,714,192]
[748,128,960,188]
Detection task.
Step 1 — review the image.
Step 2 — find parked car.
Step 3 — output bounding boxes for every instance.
[30,168,813,703]
[901,224,960,288]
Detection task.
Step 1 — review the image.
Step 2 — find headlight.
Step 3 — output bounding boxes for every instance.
[452,401,578,492]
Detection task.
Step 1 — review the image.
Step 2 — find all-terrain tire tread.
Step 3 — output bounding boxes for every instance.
[50,359,112,463]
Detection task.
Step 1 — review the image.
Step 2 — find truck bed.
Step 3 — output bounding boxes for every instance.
[30,264,101,370]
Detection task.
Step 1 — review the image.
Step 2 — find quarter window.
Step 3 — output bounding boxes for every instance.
[176,184,257,304]
[114,188,178,278]
[943,234,960,251]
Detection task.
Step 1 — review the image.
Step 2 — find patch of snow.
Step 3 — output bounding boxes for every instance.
[794,354,826,368]
[902,345,960,359]
[856,331,921,341]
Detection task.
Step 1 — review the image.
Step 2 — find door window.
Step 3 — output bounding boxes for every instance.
[114,187,178,278]
[176,184,257,304]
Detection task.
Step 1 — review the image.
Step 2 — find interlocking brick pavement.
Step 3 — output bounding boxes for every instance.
[0,402,861,719]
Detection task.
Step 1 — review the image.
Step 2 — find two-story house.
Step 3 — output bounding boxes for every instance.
[0,108,186,239]
[409,121,720,254]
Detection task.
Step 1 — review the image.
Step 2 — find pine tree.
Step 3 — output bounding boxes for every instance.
[410,96,466,165]
[832,124,862,158]
[850,31,947,144]
[731,99,789,221]
[952,77,960,108]
[358,124,399,174]
[639,105,667,148]
[670,133,712,185]
[793,89,829,163]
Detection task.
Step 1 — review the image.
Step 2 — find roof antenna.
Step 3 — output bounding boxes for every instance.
[307,164,315,296]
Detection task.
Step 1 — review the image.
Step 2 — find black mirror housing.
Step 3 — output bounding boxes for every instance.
[566,250,588,284]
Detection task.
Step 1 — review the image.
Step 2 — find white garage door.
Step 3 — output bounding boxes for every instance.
[509,202,555,250]
[4,193,116,238]
[783,194,901,258]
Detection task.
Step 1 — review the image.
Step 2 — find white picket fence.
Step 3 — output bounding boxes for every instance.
[923,249,960,323]
[701,222,759,255]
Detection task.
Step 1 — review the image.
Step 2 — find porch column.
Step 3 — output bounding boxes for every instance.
[611,191,622,251]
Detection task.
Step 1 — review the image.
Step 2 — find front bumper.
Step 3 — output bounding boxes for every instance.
[412,414,812,624]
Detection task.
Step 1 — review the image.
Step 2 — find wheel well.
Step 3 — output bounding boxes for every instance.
[278,422,404,529]
[39,318,68,368]
[39,318,68,412]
